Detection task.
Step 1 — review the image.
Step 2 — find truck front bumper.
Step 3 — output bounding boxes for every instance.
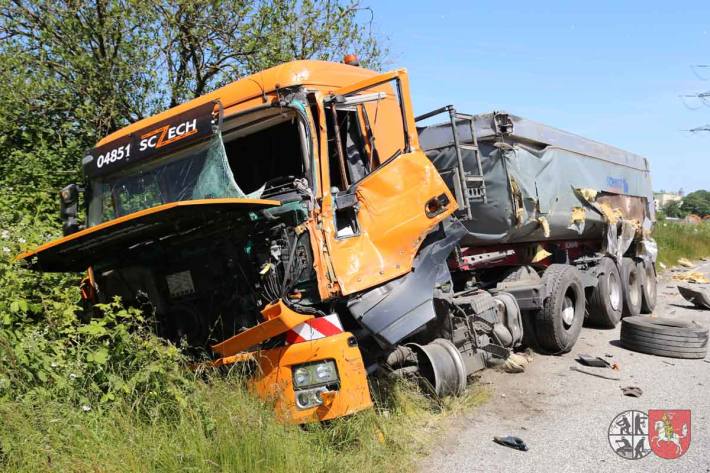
[237,331,372,423]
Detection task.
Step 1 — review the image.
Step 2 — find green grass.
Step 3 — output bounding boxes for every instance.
[653,221,710,268]
[0,374,488,473]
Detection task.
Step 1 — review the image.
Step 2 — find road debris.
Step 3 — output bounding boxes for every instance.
[678,258,695,268]
[620,386,643,397]
[493,435,528,451]
[678,286,710,310]
[672,271,710,284]
[502,353,529,373]
[576,353,611,368]
[570,365,622,380]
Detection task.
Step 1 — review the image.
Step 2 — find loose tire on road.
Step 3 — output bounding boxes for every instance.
[621,257,642,318]
[638,259,657,314]
[535,264,585,353]
[620,316,709,359]
[588,257,623,328]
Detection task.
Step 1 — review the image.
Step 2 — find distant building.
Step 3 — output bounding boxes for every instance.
[653,191,683,211]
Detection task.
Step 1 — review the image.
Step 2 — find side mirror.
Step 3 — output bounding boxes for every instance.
[59,183,84,236]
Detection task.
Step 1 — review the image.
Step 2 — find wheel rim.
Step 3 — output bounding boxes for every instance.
[562,293,575,328]
[609,270,621,311]
[628,270,640,306]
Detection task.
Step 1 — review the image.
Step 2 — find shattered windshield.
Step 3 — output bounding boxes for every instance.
[88,132,252,226]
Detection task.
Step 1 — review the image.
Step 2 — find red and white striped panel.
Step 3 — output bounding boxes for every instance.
[285,314,344,344]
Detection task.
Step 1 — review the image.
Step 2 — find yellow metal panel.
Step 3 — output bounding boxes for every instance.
[210,300,312,357]
[320,69,455,295]
[250,332,372,423]
[324,151,455,294]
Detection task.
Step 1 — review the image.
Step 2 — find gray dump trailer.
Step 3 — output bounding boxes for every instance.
[417,109,655,247]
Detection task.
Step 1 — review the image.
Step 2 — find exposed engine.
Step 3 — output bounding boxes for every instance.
[92,206,317,350]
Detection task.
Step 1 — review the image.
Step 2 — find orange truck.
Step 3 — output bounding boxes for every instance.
[21,59,657,423]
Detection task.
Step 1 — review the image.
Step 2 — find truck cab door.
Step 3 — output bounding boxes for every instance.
[321,70,456,295]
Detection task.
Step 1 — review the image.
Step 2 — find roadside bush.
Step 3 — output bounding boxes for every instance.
[0,186,194,417]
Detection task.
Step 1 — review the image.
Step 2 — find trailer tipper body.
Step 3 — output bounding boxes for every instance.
[418,111,654,246]
[20,60,657,423]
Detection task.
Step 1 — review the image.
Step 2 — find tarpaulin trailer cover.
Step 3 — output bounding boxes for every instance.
[417,111,654,247]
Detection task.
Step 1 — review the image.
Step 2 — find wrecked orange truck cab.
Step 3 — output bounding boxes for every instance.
[20,60,656,423]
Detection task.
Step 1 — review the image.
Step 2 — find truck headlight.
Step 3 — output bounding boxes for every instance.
[295,386,329,409]
[292,360,339,389]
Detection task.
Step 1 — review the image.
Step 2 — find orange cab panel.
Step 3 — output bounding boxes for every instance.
[324,150,455,295]
[248,332,372,423]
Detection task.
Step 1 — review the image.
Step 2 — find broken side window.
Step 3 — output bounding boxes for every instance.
[326,79,407,192]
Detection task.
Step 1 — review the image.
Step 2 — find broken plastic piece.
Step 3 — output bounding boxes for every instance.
[493,435,528,451]
[621,386,643,398]
[577,354,611,368]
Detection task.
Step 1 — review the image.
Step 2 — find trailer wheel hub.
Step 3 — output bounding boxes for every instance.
[609,270,622,311]
[562,294,575,327]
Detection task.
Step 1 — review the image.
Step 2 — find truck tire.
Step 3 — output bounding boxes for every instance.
[535,264,585,353]
[620,316,708,359]
[588,257,623,328]
[621,257,642,318]
[638,259,657,314]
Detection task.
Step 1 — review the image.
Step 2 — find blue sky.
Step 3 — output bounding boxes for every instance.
[372,1,710,193]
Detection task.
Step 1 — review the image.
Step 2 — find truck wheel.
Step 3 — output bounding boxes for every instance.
[621,257,642,317]
[638,259,657,314]
[588,257,623,328]
[620,316,708,359]
[535,264,585,353]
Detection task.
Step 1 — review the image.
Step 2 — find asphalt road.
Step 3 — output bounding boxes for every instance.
[419,260,710,473]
